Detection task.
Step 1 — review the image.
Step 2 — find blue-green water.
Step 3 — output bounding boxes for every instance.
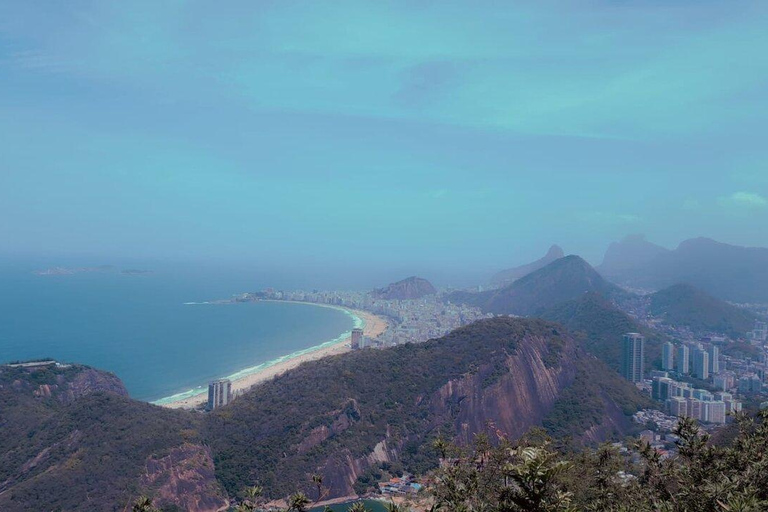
[0,260,355,402]
[310,500,389,512]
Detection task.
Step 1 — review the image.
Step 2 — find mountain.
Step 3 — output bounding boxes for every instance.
[599,236,768,303]
[0,362,228,512]
[541,292,664,373]
[649,283,758,337]
[1,318,650,508]
[206,317,649,500]
[371,276,437,300]
[490,245,565,287]
[598,234,670,280]
[450,255,628,316]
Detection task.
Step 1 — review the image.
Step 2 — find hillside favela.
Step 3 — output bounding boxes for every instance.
[2,2,768,512]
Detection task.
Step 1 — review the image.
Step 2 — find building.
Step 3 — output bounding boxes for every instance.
[749,321,768,344]
[621,333,645,383]
[652,377,673,400]
[708,345,720,374]
[739,374,763,394]
[350,328,364,350]
[207,379,232,410]
[676,345,690,375]
[703,401,727,424]
[662,342,675,371]
[667,396,687,417]
[686,398,702,420]
[713,373,732,391]
[692,348,709,380]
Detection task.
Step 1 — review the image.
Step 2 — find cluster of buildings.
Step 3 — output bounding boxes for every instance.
[748,321,768,344]
[620,333,744,424]
[242,288,492,347]
[651,373,740,424]
[661,341,719,380]
[377,474,423,496]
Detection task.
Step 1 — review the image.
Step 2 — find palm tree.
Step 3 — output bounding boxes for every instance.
[131,496,159,512]
[288,491,312,512]
[312,473,324,501]
[236,485,264,512]
[347,502,371,512]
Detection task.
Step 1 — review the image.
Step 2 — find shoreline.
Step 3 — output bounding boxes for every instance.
[155,302,389,409]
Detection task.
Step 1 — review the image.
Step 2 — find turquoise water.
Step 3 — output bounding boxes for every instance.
[310,500,389,512]
[0,261,356,402]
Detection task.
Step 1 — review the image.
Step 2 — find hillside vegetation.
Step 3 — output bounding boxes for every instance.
[541,292,664,372]
[650,283,757,337]
[1,318,651,509]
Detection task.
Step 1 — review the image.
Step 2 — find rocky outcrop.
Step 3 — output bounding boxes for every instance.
[432,334,577,443]
[141,444,229,512]
[1,362,127,404]
[372,276,437,300]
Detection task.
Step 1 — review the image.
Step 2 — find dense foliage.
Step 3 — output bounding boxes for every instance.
[541,292,664,372]
[205,318,573,499]
[650,283,758,337]
[0,386,202,511]
[431,411,768,511]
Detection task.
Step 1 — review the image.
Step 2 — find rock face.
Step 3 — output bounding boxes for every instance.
[598,234,670,281]
[490,244,565,287]
[141,444,229,512]
[372,276,437,300]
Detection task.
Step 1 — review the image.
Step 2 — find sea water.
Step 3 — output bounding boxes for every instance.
[0,260,356,402]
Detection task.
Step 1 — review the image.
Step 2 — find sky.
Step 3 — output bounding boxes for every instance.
[1,1,767,286]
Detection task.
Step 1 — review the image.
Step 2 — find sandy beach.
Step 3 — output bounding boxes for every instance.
[159,305,389,409]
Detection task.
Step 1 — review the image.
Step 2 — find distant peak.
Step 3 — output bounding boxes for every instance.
[546,245,565,258]
[621,234,648,243]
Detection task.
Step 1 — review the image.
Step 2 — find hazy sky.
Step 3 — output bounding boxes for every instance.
[2,1,767,280]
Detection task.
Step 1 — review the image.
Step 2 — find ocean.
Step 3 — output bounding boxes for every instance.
[0,259,356,402]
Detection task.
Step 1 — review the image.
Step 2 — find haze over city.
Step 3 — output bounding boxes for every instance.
[2,1,768,287]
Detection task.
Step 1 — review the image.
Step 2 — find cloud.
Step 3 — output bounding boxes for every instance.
[718,191,768,209]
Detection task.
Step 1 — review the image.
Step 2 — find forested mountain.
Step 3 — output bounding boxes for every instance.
[649,283,758,337]
[450,255,627,316]
[0,364,228,512]
[541,292,664,372]
[490,245,565,287]
[0,318,649,510]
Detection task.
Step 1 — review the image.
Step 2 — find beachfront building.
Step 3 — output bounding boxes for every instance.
[351,327,365,350]
[207,379,232,410]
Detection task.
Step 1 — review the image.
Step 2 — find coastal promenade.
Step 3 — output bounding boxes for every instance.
[160,308,388,409]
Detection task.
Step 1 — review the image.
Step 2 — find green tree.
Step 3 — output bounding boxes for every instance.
[288,492,311,512]
[131,496,159,512]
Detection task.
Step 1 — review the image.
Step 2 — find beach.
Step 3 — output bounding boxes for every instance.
[158,305,388,409]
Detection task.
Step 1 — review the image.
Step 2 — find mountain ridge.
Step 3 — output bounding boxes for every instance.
[490,244,565,287]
